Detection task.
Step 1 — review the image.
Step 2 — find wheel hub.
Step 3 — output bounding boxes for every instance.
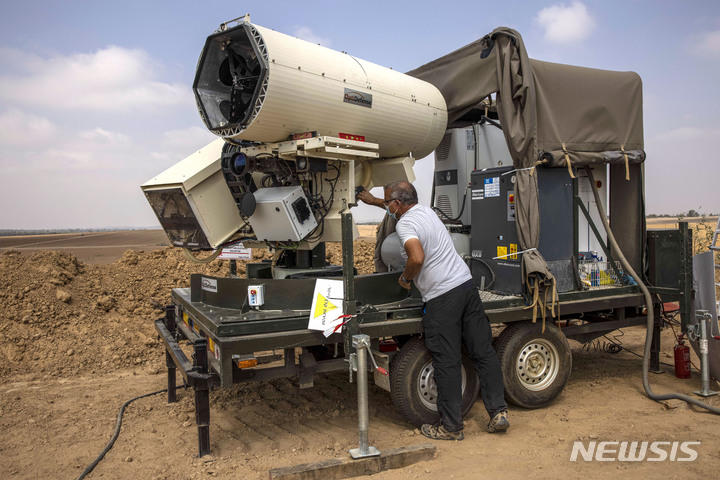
[516,338,560,391]
[417,361,467,411]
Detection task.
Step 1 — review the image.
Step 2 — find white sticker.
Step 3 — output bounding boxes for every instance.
[484,177,500,197]
[218,244,252,260]
[701,339,709,354]
[471,189,484,200]
[201,277,218,293]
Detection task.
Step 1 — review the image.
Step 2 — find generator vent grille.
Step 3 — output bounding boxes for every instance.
[435,132,452,162]
[435,194,453,217]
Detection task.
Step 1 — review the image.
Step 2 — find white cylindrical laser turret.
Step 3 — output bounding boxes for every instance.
[193,20,448,159]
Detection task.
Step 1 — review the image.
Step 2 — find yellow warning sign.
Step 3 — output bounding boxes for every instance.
[308,279,344,331]
[314,293,339,319]
[509,243,518,260]
[497,246,507,259]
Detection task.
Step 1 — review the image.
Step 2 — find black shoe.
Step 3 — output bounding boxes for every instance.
[487,411,510,433]
[420,423,464,441]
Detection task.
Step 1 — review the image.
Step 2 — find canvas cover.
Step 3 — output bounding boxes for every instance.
[407,27,645,325]
[407,27,644,166]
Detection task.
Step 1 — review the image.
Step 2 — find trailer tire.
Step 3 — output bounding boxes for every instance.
[390,336,480,427]
[495,321,572,409]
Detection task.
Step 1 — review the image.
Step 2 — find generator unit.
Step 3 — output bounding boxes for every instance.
[469,166,575,295]
[433,123,512,226]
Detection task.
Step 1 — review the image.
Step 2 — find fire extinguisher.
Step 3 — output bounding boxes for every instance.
[674,335,691,379]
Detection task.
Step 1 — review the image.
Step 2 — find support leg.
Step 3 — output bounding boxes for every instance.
[193,339,211,457]
[164,306,178,403]
[167,350,177,403]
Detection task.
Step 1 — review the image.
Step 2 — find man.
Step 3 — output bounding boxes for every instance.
[356,187,397,273]
[384,180,509,440]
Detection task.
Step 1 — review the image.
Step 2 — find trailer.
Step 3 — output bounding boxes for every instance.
[145,18,696,455]
[155,215,693,455]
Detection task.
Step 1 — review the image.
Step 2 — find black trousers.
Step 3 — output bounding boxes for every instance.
[422,280,507,432]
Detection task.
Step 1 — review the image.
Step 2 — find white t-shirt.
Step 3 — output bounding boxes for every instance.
[395,204,472,301]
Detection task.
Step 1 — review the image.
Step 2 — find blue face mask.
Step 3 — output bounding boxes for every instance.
[385,201,397,220]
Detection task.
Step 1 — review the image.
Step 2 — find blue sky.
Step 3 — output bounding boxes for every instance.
[1,0,719,228]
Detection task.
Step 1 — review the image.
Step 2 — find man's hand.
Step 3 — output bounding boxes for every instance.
[399,275,412,290]
[356,188,383,208]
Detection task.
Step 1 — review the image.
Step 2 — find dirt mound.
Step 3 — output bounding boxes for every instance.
[0,241,376,381]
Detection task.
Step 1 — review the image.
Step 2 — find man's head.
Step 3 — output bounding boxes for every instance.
[383,181,418,219]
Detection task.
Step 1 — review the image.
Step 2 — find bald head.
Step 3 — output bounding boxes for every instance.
[385,180,418,207]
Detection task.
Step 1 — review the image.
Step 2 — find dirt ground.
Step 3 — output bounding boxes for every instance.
[1,230,719,479]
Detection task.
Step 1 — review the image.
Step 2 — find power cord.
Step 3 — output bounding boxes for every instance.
[76,386,182,480]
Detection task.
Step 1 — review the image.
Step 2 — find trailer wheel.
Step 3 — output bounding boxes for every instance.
[495,321,571,408]
[390,336,480,427]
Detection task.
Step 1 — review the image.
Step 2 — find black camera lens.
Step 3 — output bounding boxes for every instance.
[231,152,248,176]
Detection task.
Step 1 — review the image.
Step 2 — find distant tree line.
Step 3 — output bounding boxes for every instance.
[647,210,718,219]
[0,228,138,237]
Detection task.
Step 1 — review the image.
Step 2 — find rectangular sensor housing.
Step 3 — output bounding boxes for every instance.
[248,186,318,242]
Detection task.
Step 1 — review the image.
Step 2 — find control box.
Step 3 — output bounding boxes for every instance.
[248,186,318,242]
[248,285,265,307]
[469,166,574,295]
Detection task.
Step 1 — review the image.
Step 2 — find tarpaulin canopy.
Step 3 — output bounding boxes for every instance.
[407,27,645,168]
[407,27,645,326]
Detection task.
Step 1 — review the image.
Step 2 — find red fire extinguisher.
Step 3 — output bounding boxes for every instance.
[674,336,691,379]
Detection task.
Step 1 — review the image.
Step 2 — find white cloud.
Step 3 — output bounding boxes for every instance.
[693,30,720,57]
[535,1,596,44]
[161,126,217,150]
[79,127,131,145]
[0,108,58,146]
[293,26,332,47]
[0,46,192,112]
[148,126,217,164]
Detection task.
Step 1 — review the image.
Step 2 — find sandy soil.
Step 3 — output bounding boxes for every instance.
[1,230,719,479]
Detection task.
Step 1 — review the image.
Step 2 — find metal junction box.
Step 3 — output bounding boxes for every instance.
[469,166,574,295]
[248,186,318,242]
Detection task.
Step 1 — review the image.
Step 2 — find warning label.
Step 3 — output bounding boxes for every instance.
[308,279,344,332]
[484,177,500,197]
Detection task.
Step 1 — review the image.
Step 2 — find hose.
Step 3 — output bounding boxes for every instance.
[584,166,720,414]
[464,256,496,290]
[76,388,170,480]
[182,247,222,264]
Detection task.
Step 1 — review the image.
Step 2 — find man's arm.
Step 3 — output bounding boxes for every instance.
[399,238,424,290]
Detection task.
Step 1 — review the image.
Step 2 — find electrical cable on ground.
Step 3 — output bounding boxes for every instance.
[585,166,720,414]
[76,387,175,480]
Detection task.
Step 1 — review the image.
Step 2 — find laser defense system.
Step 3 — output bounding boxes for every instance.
[145,16,694,456]
[142,15,447,255]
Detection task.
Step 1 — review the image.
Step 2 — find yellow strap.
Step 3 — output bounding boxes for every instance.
[541,285,548,334]
[562,143,575,178]
[553,277,559,321]
[525,280,540,323]
[621,145,630,181]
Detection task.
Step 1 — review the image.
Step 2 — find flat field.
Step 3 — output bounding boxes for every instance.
[0,226,719,479]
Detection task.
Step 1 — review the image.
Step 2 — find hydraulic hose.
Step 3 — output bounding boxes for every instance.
[584,166,720,413]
